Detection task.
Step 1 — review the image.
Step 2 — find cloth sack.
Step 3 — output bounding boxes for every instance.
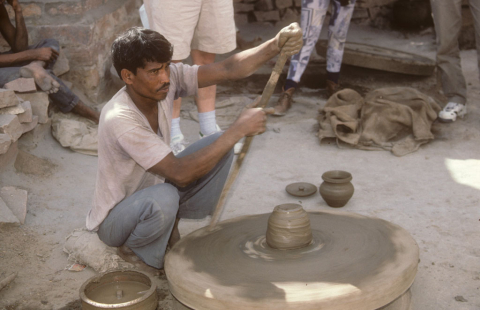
[318,87,441,156]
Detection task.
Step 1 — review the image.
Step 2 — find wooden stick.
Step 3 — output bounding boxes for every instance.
[207,53,289,231]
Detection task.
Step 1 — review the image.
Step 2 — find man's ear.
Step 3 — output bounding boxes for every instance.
[121,69,134,84]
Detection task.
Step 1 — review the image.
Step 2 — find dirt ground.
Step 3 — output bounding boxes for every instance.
[1,23,479,310]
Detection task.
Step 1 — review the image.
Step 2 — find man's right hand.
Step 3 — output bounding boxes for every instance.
[232,107,273,137]
[32,47,59,63]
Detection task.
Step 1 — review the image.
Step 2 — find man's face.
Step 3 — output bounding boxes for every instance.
[125,60,171,102]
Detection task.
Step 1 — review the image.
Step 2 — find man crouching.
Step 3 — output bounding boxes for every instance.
[86,24,302,269]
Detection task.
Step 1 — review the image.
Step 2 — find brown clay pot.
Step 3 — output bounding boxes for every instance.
[319,170,354,208]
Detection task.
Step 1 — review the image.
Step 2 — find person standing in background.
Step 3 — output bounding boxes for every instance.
[430,0,480,122]
[273,0,356,116]
[143,0,236,153]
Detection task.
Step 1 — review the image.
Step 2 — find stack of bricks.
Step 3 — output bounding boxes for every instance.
[0,80,49,171]
[233,0,398,28]
[234,0,302,26]
[0,0,142,104]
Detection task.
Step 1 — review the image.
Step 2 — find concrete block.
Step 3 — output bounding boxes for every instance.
[52,50,70,77]
[4,78,36,93]
[16,92,50,124]
[254,10,281,22]
[235,3,255,12]
[0,115,22,142]
[276,0,293,9]
[255,0,275,11]
[0,197,19,227]
[21,115,39,134]
[0,187,27,225]
[0,89,19,109]
[0,141,18,171]
[0,103,25,116]
[17,101,33,123]
[0,133,11,155]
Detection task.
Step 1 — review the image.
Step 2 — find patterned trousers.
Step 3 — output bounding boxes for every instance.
[287,0,356,83]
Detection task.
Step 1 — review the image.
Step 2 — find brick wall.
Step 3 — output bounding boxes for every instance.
[1,0,142,104]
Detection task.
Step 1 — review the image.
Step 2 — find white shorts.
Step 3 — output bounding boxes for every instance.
[144,0,237,60]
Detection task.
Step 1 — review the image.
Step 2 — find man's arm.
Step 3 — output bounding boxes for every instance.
[148,106,268,187]
[197,23,303,88]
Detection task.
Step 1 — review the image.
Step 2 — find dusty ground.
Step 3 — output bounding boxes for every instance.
[1,23,479,309]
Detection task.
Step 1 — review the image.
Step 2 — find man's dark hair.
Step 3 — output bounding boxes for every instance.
[112,27,173,80]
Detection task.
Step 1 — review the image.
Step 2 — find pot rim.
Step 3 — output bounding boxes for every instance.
[321,170,352,183]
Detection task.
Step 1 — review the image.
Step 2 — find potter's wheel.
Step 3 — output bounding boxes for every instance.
[165,207,419,310]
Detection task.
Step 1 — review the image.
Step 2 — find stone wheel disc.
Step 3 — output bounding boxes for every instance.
[165,211,419,310]
[316,40,435,76]
[285,182,317,197]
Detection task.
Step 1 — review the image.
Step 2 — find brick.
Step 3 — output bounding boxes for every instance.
[276,0,293,9]
[0,197,19,227]
[281,8,298,23]
[254,10,281,22]
[0,115,22,142]
[235,13,249,26]
[4,78,36,93]
[0,103,25,116]
[53,50,70,77]
[46,2,83,16]
[255,0,275,11]
[0,134,11,155]
[0,89,19,109]
[0,141,18,171]
[22,4,42,18]
[17,92,50,124]
[235,3,255,12]
[84,0,104,11]
[17,101,33,123]
[0,187,28,225]
[21,115,39,134]
[352,8,369,20]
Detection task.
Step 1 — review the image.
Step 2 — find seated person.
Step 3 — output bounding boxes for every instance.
[86,24,302,269]
[0,0,99,123]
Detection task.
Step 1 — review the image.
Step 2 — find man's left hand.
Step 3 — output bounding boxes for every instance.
[275,23,303,56]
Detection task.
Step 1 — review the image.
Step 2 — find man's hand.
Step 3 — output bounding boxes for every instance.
[275,22,303,56]
[32,47,59,63]
[232,105,274,137]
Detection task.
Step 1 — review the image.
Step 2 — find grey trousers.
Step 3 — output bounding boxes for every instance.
[0,39,79,113]
[97,132,234,269]
[430,0,480,105]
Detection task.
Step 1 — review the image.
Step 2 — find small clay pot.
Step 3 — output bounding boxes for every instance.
[319,170,354,208]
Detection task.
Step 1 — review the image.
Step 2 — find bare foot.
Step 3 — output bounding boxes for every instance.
[71,101,100,124]
[117,245,163,276]
[20,61,60,94]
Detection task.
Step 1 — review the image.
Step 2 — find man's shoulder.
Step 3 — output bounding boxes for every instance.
[100,88,143,136]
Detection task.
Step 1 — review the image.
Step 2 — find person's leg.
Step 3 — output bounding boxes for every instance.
[274,0,328,115]
[468,0,480,81]
[191,50,218,136]
[326,0,356,97]
[431,0,466,104]
[168,132,234,220]
[97,183,180,269]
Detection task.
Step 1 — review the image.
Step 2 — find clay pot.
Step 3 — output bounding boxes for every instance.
[319,170,354,208]
[266,203,313,250]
